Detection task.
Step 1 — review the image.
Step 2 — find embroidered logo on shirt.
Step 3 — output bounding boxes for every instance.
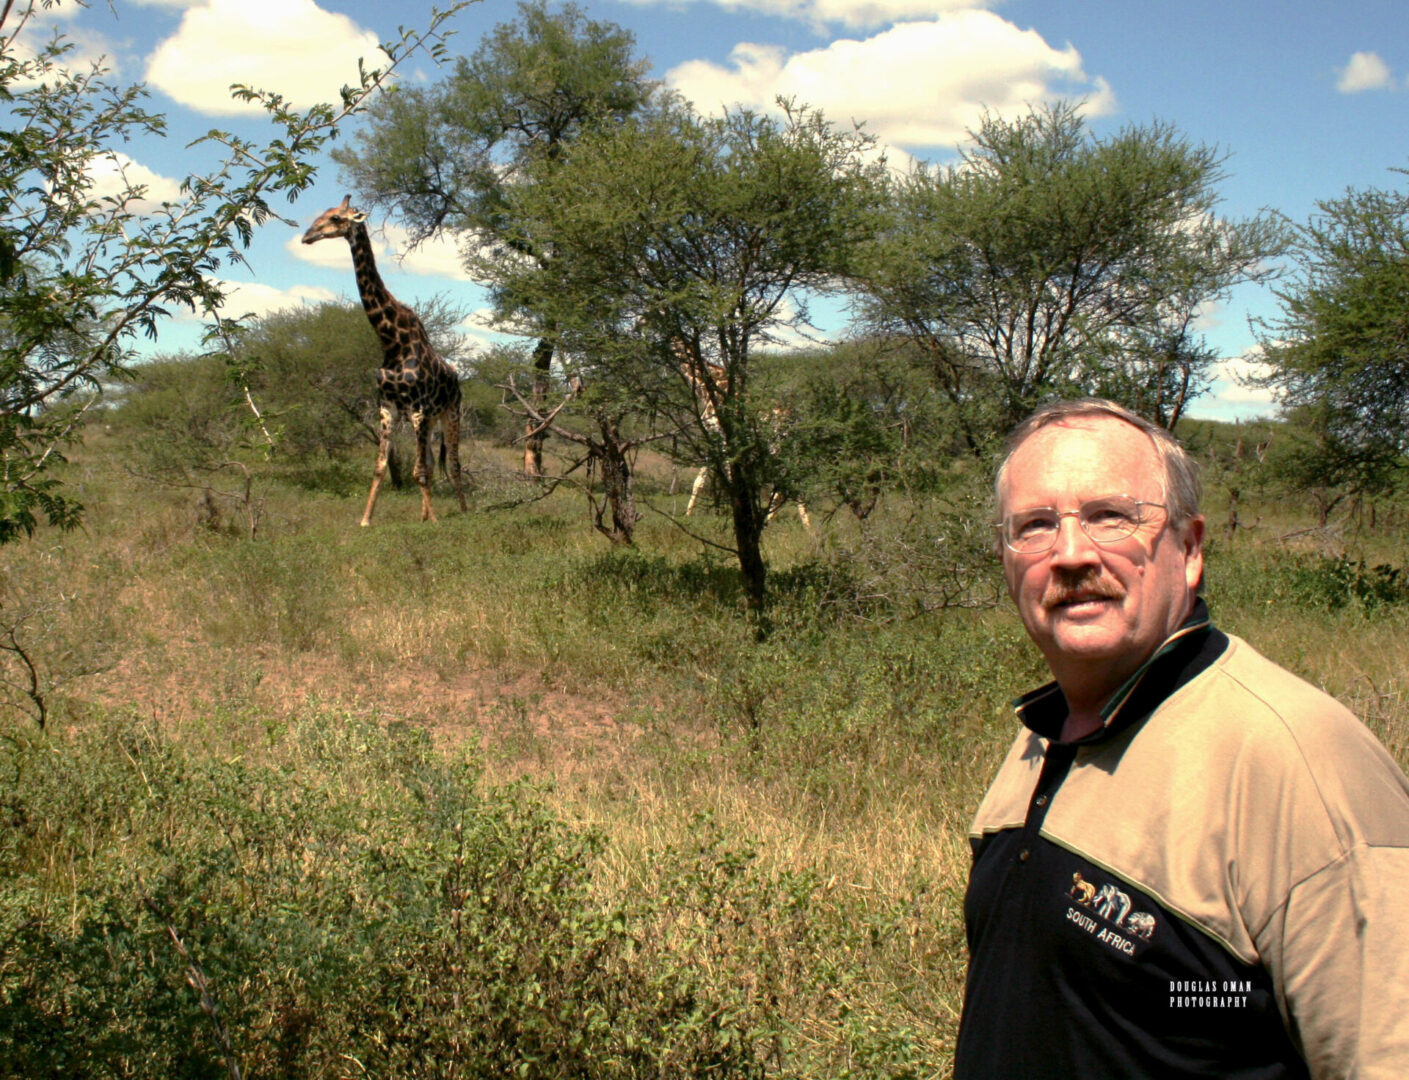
[1065,872,1157,956]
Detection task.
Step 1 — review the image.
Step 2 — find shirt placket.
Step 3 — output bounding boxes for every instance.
[1016,741,1077,863]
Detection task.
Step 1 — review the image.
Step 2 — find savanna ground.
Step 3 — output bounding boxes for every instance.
[2,425,1406,1078]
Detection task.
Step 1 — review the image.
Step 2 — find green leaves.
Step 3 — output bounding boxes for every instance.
[0,711,820,1076]
[858,102,1286,444]
[1256,176,1409,496]
[483,99,886,621]
[334,0,654,249]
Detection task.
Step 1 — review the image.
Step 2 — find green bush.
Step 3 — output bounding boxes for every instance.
[1211,549,1409,615]
[0,711,888,1078]
[1284,555,1409,612]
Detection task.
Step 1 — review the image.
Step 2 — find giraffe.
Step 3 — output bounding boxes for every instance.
[681,356,728,517]
[301,196,467,526]
[677,349,811,530]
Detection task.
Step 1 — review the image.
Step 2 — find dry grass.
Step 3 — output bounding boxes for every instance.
[4,434,1406,1076]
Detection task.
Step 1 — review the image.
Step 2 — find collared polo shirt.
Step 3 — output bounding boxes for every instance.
[954,601,1409,1079]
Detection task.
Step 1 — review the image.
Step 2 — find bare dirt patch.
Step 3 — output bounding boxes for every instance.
[80,639,652,777]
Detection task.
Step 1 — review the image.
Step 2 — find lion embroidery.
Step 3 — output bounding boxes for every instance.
[1069,872,1097,905]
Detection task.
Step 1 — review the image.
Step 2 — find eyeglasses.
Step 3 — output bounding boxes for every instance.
[995,495,1167,554]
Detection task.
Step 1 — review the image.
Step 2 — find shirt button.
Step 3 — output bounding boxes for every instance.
[1034,794,1049,807]
[1018,848,1031,862]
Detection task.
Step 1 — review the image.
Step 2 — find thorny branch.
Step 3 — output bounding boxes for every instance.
[144,899,243,1080]
[0,611,46,729]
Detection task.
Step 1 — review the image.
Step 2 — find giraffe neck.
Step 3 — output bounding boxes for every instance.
[345,221,404,355]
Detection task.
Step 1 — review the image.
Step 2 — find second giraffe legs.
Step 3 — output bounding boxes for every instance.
[686,465,710,515]
[442,406,468,512]
[361,405,395,527]
[411,411,436,522]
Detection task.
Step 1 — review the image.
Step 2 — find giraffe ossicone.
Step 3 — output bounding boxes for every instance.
[302,196,468,526]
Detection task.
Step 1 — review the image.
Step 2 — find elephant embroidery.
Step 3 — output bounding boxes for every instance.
[1094,882,1132,925]
[1069,872,1097,905]
[1126,911,1157,940]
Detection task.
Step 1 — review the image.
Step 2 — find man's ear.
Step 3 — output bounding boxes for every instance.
[1182,515,1206,593]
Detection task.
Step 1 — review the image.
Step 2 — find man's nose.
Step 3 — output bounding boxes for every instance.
[1049,512,1101,567]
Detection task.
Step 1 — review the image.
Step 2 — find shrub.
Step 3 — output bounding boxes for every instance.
[1284,555,1409,612]
[0,711,854,1078]
[1211,549,1409,616]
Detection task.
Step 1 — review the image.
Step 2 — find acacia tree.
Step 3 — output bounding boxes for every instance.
[481,99,885,631]
[858,102,1285,450]
[496,335,659,546]
[1254,174,1409,506]
[333,0,655,476]
[0,0,469,544]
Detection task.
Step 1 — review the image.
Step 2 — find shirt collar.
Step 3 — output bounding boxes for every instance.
[1013,598,1226,744]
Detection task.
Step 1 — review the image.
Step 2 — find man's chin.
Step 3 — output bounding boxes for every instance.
[1042,618,1127,660]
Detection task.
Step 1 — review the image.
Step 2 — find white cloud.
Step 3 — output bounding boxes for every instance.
[5,9,115,86]
[763,314,829,352]
[1336,51,1394,93]
[667,11,1114,149]
[1217,348,1277,404]
[85,152,184,212]
[457,308,511,350]
[1184,348,1279,422]
[637,0,998,32]
[287,221,474,282]
[384,226,475,281]
[288,228,357,271]
[216,280,337,321]
[1189,296,1225,335]
[144,0,383,116]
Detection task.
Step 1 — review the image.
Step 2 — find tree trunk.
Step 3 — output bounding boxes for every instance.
[523,337,554,477]
[591,415,640,545]
[726,463,770,641]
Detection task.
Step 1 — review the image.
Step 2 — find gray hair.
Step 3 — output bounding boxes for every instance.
[993,399,1202,523]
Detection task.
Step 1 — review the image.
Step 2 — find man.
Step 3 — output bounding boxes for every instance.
[954,399,1409,1079]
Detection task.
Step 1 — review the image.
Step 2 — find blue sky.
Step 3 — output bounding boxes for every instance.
[16,0,1409,421]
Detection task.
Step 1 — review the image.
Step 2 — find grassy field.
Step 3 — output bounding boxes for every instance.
[1,429,1405,1078]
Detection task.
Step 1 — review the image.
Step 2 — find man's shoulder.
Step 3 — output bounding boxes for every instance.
[1165,632,1367,749]
[1173,632,1409,843]
[968,726,1046,839]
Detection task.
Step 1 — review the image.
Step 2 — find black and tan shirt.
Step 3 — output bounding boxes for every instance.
[955,603,1409,1079]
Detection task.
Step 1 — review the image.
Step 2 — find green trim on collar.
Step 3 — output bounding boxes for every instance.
[1097,612,1213,728]
[1012,600,1215,742]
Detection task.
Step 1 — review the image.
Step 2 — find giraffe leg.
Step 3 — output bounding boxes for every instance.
[764,489,813,532]
[796,498,813,533]
[411,409,436,522]
[765,489,785,524]
[361,405,395,527]
[443,406,467,512]
[686,465,710,515]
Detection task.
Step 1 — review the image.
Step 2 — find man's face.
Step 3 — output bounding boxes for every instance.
[998,417,1205,700]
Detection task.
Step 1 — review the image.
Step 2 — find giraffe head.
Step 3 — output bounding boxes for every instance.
[301,195,367,245]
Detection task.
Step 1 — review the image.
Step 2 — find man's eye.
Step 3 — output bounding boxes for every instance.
[1084,499,1138,527]
[1087,508,1133,527]
[1014,513,1057,537]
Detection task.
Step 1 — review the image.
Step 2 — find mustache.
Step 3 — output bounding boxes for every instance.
[1043,571,1125,610]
